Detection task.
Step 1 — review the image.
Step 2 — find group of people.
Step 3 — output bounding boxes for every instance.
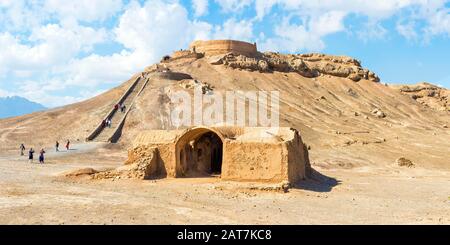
[20,140,70,164]
[100,103,127,129]
[115,103,127,113]
[102,118,112,128]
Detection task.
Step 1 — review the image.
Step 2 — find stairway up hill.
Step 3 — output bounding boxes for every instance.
[86,75,149,143]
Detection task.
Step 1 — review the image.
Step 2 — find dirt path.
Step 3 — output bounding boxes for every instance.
[0,142,105,162]
[0,154,448,224]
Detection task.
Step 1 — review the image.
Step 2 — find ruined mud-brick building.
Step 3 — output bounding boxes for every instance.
[128,127,310,184]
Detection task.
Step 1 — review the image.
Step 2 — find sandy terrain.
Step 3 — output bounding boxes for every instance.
[0,143,448,225]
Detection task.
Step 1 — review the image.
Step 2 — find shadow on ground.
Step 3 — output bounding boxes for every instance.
[293,168,341,192]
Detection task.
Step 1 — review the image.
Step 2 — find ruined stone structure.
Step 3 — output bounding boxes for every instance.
[127,126,310,184]
[156,39,380,82]
[189,40,257,57]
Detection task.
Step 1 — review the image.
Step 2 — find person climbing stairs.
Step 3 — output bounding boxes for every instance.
[86,75,149,143]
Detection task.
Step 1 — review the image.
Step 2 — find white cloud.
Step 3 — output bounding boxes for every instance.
[114,0,214,54]
[192,0,208,17]
[309,11,346,36]
[0,22,107,77]
[259,0,436,19]
[191,21,213,40]
[260,21,325,53]
[251,0,450,52]
[44,0,123,22]
[0,88,12,97]
[254,0,278,20]
[0,0,123,32]
[61,0,214,89]
[397,21,419,41]
[425,9,450,37]
[357,21,389,41]
[214,0,252,13]
[212,19,254,41]
[64,51,148,88]
[0,0,46,31]
[259,11,346,53]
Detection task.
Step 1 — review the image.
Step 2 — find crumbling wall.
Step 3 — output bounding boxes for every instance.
[131,130,179,177]
[286,131,309,183]
[169,50,203,60]
[222,141,287,182]
[93,146,161,180]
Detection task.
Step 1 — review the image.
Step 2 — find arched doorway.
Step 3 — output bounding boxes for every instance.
[175,127,224,177]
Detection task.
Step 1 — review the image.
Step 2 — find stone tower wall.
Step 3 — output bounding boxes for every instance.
[189,40,257,56]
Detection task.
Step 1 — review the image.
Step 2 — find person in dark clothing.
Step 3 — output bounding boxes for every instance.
[28,148,35,163]
[66,140,70,151]
[39,149,46,164]
[20,144,26,156]
[56,141,60,152]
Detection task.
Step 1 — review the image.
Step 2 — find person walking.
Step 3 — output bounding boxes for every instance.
[28,148,35,163]
[56,141,60,152]
[39,149,46,164]
[20,144,26,156]
[66,140,70,151]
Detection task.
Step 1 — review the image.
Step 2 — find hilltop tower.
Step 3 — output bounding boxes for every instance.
[189,40,257,57]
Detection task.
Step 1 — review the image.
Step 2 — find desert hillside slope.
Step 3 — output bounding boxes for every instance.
[1,50,449,170]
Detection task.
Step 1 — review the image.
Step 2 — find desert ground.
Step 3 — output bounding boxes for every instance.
[0,142,448,225]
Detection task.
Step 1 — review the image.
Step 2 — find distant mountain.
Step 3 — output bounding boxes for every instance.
[0,96,46,118]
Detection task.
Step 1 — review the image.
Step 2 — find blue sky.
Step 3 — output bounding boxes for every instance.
[0,0,449,107]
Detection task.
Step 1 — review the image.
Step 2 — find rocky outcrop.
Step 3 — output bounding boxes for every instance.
[396,157,414,167]
[179,79,214,94]
[371,108,386,118]
[64,168,99,177]
[300,53,379,82]
[208,52,380,82]
[393,83,449,111]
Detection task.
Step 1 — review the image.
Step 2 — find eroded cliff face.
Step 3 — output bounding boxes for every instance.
[391,82,449,112]
[207,52,380,82]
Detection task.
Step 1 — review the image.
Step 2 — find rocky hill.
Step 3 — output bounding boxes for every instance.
[390,82,449,112]
[0,46,449,171]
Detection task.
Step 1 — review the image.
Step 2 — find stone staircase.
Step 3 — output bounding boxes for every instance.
[86,75,149,143]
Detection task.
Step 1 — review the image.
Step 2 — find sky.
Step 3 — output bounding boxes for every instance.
[0,0,449,108]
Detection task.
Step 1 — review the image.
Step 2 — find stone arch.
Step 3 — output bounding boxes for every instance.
[175,127,225,177]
